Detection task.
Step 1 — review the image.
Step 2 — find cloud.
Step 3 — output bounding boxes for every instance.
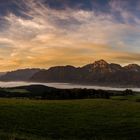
[0,0,139,71]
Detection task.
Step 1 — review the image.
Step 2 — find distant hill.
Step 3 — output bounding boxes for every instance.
[0,68,40,81]
[0,72,6,78]
[1,84,130,99]
[1,60,140,87]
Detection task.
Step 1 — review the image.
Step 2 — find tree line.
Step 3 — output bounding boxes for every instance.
[0,85,134,100]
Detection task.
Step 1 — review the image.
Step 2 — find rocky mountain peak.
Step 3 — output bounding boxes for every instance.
[93,59,108,68]
[124,64,140,72]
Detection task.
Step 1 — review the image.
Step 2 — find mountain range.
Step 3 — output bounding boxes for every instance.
[0,68,40,81]
[1,60,140,87]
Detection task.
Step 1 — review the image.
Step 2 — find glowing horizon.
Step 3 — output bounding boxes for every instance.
[0,0,140,71]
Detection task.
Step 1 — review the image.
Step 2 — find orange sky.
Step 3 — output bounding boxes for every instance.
[0,0,140,71]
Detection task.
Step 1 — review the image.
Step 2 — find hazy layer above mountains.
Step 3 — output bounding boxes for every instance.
[1,60,140,87]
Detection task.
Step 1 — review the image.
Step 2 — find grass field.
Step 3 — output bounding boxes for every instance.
[0,98,140,140]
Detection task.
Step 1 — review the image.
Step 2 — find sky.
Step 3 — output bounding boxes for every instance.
[0,0,140,71]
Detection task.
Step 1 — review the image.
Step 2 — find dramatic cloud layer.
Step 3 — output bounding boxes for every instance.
[0,0,140,71]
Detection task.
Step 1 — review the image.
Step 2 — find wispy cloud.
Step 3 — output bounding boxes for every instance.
[0,0,140,71]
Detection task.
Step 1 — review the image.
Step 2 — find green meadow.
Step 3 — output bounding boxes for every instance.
[0,97,140,140]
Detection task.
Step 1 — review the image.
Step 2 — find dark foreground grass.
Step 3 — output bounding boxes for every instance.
[0,98,140,140]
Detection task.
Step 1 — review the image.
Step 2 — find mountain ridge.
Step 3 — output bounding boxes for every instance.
[1,60,140,87]
[30,60,140,87]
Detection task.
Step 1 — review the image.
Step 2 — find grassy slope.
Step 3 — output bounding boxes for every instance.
[0,98,140,140]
